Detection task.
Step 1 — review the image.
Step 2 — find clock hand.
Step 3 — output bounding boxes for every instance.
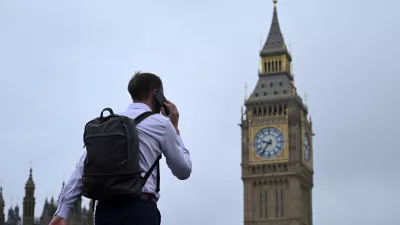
[260,141,270,155]
[262,140,271,148]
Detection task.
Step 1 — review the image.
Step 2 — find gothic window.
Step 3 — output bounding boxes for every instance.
[264,189,268,218]
[271,61,274,72]
[261,84,264,88]
[252,183,259,221]
[280,188,284,217]
[260,190,263,219]
[275,189,279,217]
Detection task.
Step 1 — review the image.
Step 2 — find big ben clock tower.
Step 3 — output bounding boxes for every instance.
[240,1,314,225]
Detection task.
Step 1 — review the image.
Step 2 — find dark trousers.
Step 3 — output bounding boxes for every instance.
[95,199,161,225]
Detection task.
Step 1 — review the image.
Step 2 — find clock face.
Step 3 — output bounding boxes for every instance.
[303,132,311,163]
[253,127,285,159]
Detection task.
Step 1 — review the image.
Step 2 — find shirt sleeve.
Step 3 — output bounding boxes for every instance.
[54,152,86,221]
[161,121,192,180]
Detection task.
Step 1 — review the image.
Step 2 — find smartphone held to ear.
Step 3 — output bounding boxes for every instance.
[154,90,170,116]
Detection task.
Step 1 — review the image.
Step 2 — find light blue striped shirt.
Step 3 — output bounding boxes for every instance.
[55,103,192,221]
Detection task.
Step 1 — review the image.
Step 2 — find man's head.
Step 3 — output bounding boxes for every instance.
[127,71,163,113]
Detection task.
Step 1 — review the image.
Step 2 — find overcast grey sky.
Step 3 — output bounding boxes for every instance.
[0,0,399,224]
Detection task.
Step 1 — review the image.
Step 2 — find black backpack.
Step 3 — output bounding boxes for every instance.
[82,108,162,202]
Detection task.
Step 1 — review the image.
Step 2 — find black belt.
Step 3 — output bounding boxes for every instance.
[95,193,158,209]
[139,193,158,203]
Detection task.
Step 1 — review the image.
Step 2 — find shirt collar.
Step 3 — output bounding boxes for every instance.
[126,102,152,112]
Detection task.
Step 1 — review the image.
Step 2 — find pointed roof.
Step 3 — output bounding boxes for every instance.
[25,167,35,189]
[57,181,65,204]
[41,199,49,216]
[14,203,19,215]
[260,0,291,59]
[0,187,4,206]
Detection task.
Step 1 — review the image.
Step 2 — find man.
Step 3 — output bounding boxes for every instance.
[49,72,192,225]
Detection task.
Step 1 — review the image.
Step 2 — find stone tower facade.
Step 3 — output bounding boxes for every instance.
[0,187,5,225]
[1,168,93,225]
[240,1,314,225]
[22,168,35,225]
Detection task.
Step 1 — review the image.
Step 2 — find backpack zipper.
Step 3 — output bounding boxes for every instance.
[121,118,131,165]
[83,133,126,148]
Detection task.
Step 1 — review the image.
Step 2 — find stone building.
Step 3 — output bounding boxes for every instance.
[0,168,94,225]
[240,0,314,225]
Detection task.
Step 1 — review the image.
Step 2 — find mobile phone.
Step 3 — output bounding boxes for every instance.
[154,90,170,116]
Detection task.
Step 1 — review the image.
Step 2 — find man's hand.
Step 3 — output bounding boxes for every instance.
[161,100,180,135]
[49,216,67,225]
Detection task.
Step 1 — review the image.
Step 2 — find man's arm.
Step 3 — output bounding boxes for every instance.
[161,121,192,180]
[54,152,86,220]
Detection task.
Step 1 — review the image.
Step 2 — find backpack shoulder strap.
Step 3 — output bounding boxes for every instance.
[143,154,162,193]
[134,111,156,125]
[134,111,162,193]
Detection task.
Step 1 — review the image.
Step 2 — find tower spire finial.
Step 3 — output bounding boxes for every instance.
[244,82,248,103]
[260,0,289,58]
[29,160,33,178]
